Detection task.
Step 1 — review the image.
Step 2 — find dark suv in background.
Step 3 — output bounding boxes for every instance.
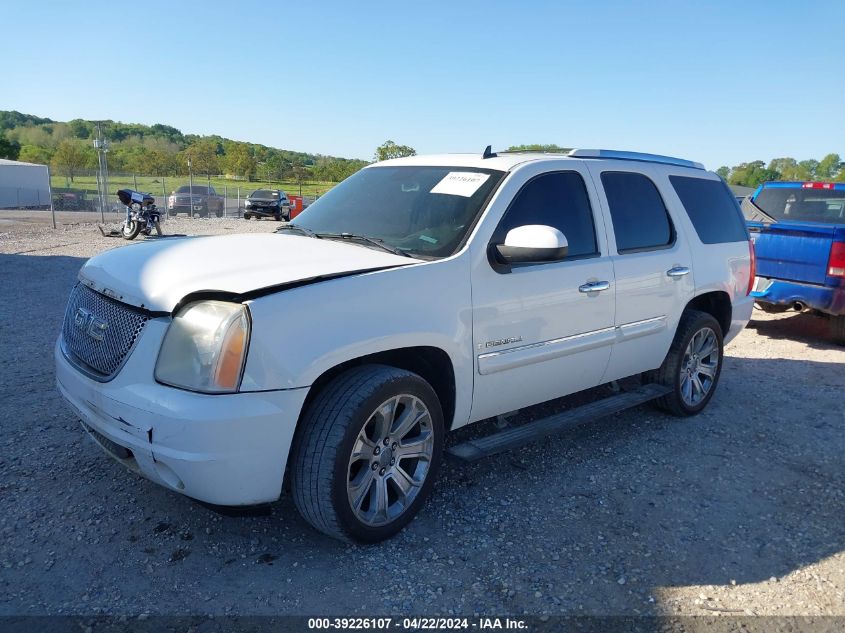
[167,185,225,218]
[243,189,291,221]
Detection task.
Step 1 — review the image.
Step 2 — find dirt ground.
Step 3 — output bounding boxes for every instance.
[0,213,843,619]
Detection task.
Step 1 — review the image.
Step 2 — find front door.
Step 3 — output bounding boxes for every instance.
[469,164,616,423]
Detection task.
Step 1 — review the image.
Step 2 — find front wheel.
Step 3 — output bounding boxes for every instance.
[649,309,724,416]
[122,220,141,240]
[291,365,444,543]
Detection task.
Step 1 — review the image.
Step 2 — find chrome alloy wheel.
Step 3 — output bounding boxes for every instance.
[346,394,434,527]
[679,326,720,407]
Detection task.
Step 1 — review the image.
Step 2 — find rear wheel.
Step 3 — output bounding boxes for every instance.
[649,309,724,417]
[291,365,444,543]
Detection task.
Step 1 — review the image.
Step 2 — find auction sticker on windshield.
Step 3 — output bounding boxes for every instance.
[430,172,490,197]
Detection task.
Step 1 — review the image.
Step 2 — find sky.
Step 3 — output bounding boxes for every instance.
[2,0,843,170]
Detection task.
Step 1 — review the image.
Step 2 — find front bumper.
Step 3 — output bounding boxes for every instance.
[54,320,309,506]
[168,204,206,213]
[752,277,845,316]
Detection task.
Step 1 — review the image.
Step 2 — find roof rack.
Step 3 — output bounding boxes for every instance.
[567,149,704,170]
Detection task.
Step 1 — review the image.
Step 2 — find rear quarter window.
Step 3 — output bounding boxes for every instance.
[669,176,748,244]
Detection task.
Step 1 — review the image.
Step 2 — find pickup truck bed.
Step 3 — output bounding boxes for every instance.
[743,182,845,343]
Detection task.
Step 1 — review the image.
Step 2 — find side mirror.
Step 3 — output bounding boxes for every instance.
[494,225,569,264]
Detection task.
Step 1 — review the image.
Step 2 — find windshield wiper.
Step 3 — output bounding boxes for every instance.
[316,232,413,258]
[275,224,320,238]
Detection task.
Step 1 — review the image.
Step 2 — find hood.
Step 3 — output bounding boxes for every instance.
[78,233,417,312]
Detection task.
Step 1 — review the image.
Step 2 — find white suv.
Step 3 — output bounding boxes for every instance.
[56,148,755,542]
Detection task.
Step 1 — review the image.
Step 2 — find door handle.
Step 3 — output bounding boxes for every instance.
[666,266,691,278]
[579,280,610,293]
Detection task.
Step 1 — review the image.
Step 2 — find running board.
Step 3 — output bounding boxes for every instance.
[446,383,671,462]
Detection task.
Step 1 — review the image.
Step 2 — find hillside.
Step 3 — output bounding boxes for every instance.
[0,110,368,184]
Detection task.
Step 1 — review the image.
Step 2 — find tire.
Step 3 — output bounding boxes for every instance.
[290,365,444,543]
[649,309,724,417]
[831,315,845,346]
[121,220,141,240]
[274,212,282,222]
[243,213,250,220]
[168,211,178,218]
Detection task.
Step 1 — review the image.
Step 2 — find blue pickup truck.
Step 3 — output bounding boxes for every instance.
[742,181,845,344]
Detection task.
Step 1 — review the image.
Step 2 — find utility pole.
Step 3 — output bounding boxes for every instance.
[93,122,110,222]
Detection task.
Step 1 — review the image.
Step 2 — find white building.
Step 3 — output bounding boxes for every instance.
[0,158,51,209]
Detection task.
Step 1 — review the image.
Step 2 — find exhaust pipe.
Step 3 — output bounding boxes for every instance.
[793,302,806,312]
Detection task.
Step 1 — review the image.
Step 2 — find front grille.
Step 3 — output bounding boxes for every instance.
[61,284,150,379]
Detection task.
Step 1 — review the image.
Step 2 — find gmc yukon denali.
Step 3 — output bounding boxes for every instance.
[56,148,755,542]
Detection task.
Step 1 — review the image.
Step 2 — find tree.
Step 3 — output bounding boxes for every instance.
[181,140,219,177]
[224,143,257,180]
[0,134,20,160]
[798,160,819,180]
[507,144,570,152]
[374,140,416,161]
[17,144,52,164]
[51,139,91,182]
[728,161,781,188]
[816,153,842,180]
[767,158,800,180]
[715,166,730,180]
[67,119,93,139]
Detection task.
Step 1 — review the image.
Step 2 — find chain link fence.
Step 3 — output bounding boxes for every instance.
[0,168,324,228]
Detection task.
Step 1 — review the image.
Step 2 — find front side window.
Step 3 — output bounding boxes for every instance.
[494,171,598,259]
[293,166,505,258]
[601,172,673,253]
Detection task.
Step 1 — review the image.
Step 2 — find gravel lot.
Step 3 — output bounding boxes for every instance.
[1,212,843,618]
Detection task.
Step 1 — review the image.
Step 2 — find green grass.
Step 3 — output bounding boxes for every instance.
[52,174,335,199]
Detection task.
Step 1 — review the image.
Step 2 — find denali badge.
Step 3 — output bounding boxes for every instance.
[74,307,108,341]
[483,336,523,349]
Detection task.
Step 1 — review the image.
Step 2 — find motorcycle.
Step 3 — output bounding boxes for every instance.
[116,189,163,240]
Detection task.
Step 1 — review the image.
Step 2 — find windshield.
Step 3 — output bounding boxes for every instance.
[250,189,278,198]
[752,186,845,224]
[175,185,209,194]
[291,166,505,258]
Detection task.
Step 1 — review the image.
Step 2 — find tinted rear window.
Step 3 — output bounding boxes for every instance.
[670,176,748,243]
[601,172,673,252]
[752,187,845,224]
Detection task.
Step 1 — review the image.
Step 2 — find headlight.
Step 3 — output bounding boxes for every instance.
[245,200,252,207]
[155,301,250,393]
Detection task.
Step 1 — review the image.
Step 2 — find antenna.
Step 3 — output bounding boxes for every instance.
[482,145,497,159]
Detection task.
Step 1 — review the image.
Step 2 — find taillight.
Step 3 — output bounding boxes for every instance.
[828,242,845,278]
[802,182,835,190]
[747,239,756,295]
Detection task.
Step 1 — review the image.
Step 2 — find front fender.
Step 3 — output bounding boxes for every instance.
[241,256,474,423]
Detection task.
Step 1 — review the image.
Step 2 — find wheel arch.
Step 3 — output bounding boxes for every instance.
[685,290,732,336]
[299,346,458,432]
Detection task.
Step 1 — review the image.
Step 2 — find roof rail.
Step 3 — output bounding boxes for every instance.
[568,149,704,170]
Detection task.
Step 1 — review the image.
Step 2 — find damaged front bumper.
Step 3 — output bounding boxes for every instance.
[54,319,308,506]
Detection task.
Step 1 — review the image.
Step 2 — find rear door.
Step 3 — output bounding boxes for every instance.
[587,166,695,381]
